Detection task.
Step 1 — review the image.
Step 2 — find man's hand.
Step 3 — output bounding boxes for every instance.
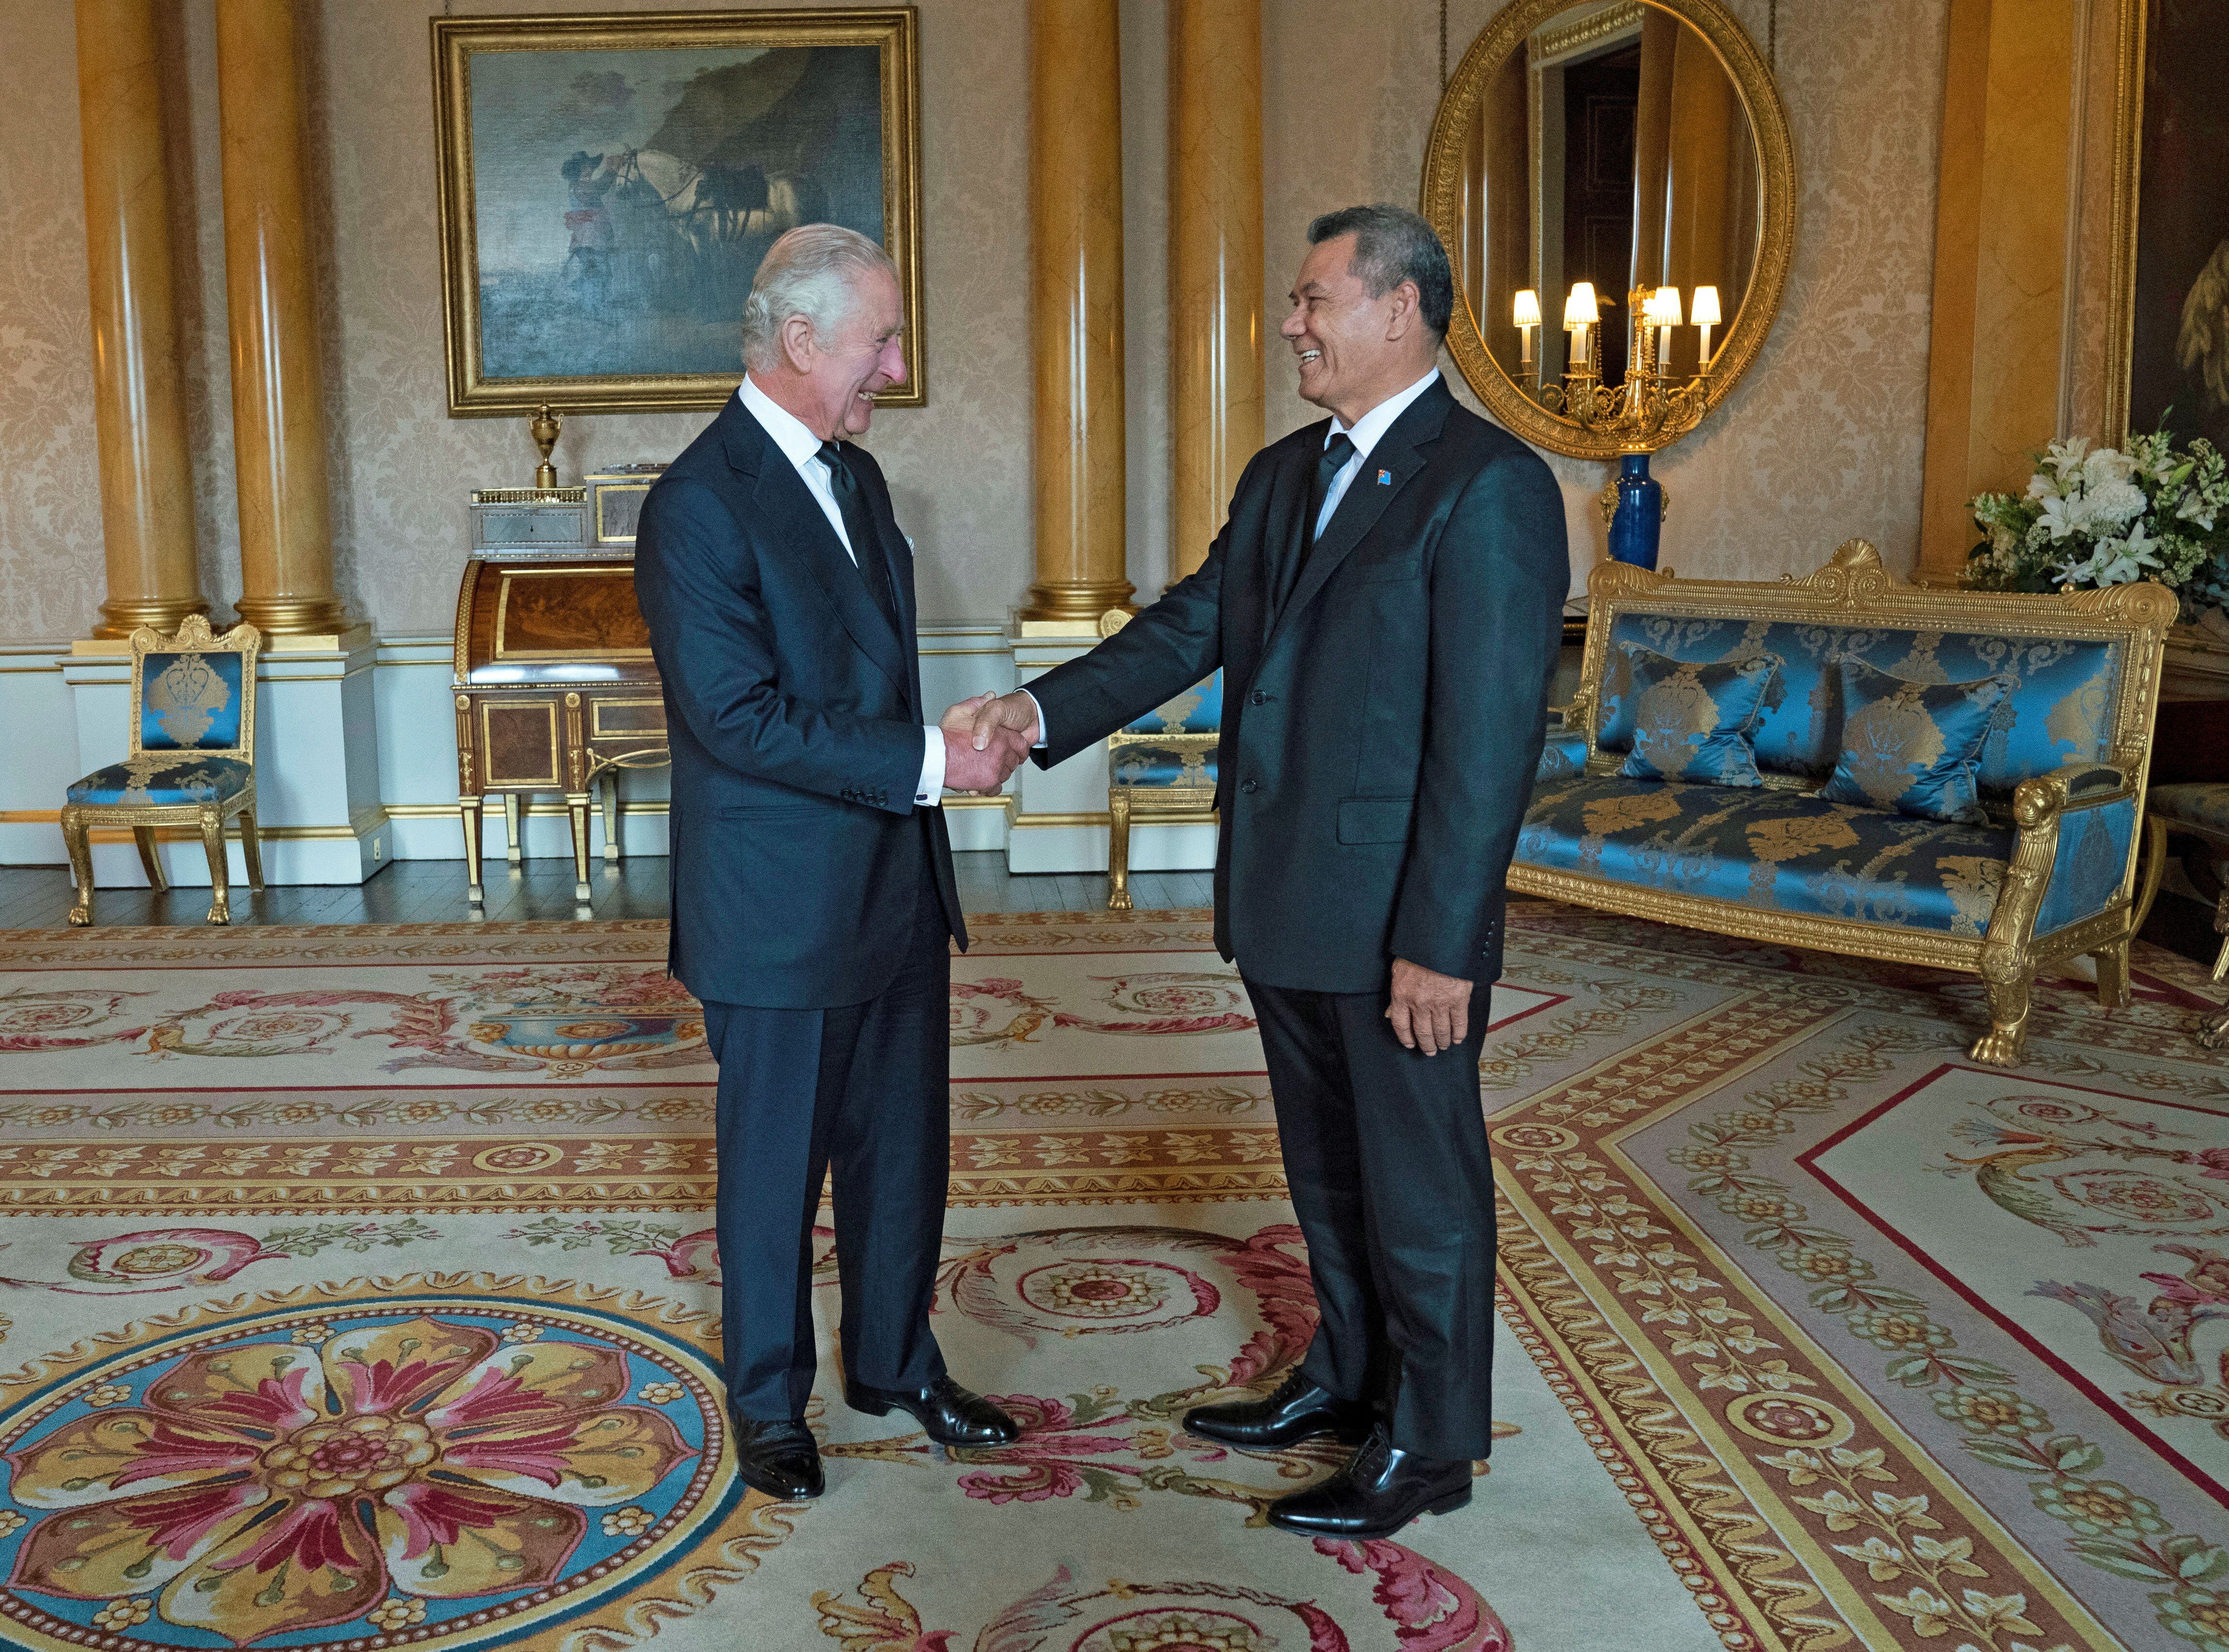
[1386,958,1475,1057]
[948,690,1041,751]
[942,723,1030,795]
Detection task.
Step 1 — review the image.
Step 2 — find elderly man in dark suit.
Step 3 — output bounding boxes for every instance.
[955,204,1568,1538]
[636,224,1028,1503]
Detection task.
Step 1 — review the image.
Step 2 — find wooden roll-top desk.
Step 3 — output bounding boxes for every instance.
[452,557,669,904]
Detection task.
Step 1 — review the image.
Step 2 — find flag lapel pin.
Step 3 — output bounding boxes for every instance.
[1376,468,1393,486]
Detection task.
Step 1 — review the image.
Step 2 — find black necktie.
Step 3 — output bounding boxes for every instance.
[817,441,900,632]
[1307,432,1358,548]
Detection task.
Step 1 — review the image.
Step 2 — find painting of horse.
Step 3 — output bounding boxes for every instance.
[433,12,922,415]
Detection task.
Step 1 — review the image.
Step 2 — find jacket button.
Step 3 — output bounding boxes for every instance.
[1240,778,1260,794]
[1250,690,1267,706]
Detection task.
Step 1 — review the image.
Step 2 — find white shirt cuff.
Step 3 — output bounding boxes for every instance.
[1021,689,1049,749]
[916,725,947,807]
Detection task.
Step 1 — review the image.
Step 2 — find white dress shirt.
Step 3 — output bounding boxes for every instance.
[1315,366,1440,536]
[1021,367,1444,750]
[738,377,947,805]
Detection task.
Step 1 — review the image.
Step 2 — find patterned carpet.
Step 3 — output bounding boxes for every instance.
[0,905,2224,1652]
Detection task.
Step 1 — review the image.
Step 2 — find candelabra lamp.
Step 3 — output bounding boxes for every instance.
[1526,285,1720,569]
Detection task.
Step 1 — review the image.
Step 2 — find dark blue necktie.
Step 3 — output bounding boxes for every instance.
[818,441,900,631]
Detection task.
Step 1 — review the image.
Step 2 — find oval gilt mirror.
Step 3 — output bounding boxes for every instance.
[1421,0,1795,459]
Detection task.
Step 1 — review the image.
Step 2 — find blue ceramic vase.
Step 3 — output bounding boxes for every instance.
[1606,452,1663,570]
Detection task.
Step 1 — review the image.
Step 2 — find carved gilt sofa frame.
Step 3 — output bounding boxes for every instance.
[1514,541,2176,1067]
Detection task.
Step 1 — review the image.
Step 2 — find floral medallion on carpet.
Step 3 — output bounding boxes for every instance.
[0,905,2222,1652]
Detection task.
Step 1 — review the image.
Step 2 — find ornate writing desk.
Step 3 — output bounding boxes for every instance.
[452,557,669,904]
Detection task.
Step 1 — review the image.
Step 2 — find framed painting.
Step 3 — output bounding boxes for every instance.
[2106,0,2229,451]
[431,7,923,416]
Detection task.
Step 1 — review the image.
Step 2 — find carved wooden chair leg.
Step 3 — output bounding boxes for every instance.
[1969,953,2032,1067]
[2093,934,2132,1010]
[565,792,594,906]
[1106,791,1134,911]
[237,803,265,893]
[61,805,95,927]
[600,772,622,864]
[132,826,168,892]
[2131,815,2168,938]
[459,798,485,905]
[199,803,231,926]
[503,794,524,866]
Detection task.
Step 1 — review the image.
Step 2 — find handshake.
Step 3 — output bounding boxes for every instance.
[939,690,1042,794]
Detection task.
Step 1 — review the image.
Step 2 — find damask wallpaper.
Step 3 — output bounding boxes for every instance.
[2,0,1954,638]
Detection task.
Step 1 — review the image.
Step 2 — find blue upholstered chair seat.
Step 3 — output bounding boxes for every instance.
[1519,774,2015,938]
[1111,741,1215,789]
[2150,782,2229,838]
[67,755,253,807]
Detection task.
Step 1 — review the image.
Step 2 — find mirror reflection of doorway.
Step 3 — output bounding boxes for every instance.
[1560,44,1640,387]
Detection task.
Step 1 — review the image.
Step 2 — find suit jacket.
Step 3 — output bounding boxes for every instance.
[634,395,963,1009]
[1028,377,1566,993]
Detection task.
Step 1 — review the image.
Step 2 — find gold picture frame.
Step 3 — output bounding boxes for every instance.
[432,7,924,417]
[1418,0,1796,461]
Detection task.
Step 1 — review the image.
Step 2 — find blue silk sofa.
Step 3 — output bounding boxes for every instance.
[1514,540,2177,1067]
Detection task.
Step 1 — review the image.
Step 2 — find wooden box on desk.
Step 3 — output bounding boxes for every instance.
[450,556,669,906]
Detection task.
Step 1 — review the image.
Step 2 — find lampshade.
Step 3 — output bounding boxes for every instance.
[1648,286,1683,326]
[1691,285,1722,327]
[1563,282,1598,327]
[1513,288,1542,328]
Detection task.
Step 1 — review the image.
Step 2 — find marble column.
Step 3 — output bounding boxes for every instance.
[1021,0,1133,623]
[214,0,348,635]
[1167,0,1263,585]
[76,0,206,638]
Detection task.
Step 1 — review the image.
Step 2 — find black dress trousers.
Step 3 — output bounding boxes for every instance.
[1245,974,1498,1462]
[702,852,951,1421]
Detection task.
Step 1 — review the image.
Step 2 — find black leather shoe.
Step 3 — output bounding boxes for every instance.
[845,1375,1020,1447]
[1182,1369,1376,1450]
[731,1414,823,1501]
[1266,1426,1473,1538]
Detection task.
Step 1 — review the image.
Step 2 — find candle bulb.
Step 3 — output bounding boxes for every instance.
[1563,282,1598,374]
[1692,285,1721,373]
[1650,287,1682,369]
[1513,288,1541,369]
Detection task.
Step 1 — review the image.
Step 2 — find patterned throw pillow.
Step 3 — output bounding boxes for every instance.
[1610,643,1782,787]
[1818,659,2010,825]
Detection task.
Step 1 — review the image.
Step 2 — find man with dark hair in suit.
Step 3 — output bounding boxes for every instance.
[952,203,1568,1538]
[636,223,1028,1503]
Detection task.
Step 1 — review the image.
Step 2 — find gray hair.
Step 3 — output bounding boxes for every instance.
[740,224,899,371]
[1306,203,1454,339]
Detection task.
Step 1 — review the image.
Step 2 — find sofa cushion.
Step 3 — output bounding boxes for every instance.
[1605,643,1778,787]
[68,754,252,807]
[1519,774,2014,937]
[1817,661,2008,825]
[1594,612,2118,795]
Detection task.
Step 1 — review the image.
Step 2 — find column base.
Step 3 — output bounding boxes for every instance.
[1015,578,1137,626]
[234,595,354,636]
[92,596,211,640]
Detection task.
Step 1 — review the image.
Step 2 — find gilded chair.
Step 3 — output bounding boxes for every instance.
[1099,608,1220,910]
[61,616,265,926]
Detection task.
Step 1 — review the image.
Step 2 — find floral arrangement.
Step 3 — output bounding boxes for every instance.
[1964,429,2229,618]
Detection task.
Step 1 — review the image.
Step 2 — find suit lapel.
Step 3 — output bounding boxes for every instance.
[1261,436,1321,646]
[726,406,911,698]
[1267,382,1451,647]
